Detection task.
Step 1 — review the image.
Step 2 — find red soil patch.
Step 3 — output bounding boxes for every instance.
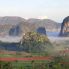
[0,56,53,62]
[0,50,53,62]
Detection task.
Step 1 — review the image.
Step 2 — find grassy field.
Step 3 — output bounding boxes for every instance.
[0,49,50,58]
[0,60,50,69]
[0,58,69,69]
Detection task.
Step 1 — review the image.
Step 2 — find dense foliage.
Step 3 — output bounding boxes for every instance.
[21,32,52,53]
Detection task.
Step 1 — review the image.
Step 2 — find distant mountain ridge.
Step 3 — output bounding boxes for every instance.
[0,16,26,25]
[28,18,61,32]
[0,16,61,37]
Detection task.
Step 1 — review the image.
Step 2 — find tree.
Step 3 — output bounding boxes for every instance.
[20,32,52,53]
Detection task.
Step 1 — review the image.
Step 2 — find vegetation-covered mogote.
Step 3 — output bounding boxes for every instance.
[20,32,53,53]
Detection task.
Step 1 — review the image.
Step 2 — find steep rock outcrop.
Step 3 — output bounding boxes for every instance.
[9,25,22,36]
[59,16,69,36]
[37,27,46,35]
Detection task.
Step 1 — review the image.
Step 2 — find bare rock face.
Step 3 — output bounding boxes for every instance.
[37,27,46,35]
[59,16,69,36]
[9,25,22,36]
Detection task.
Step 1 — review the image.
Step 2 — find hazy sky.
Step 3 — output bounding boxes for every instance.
[0,0,69,22]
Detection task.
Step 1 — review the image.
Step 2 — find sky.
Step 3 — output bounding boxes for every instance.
[0,0,69,22]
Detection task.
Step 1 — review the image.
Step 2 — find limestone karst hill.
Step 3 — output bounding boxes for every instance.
[59,16,69,36]
[0,16,60,37]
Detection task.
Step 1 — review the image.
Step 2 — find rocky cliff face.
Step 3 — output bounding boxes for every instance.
[9,25,22,36]
[0,24,13,36]
[37,27,46,35]
[59,16,69,36]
